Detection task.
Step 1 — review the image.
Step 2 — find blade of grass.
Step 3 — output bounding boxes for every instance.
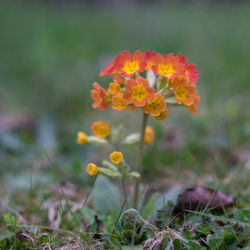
[185,210,250,228]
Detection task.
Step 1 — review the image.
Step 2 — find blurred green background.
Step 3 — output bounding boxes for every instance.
[0,0,249,207]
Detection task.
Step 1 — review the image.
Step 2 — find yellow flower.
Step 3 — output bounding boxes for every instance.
[86,163,99,176]
[144,126,155,145]
[110,151,124,164]
[91,121,111,139]
[77,131,88,144]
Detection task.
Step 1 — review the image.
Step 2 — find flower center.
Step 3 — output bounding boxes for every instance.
[123,61,140,74]
[131,85,148,101]
[175,86,188,100]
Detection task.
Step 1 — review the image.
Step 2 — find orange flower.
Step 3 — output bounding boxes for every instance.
[91,121,111,139]
[123,77,155,107]
[113,74,124,84]
[178,53,199,83]
[99,60,117,77]
[108,81,122,95]
[90,82,111,111]
[155,109,168,121]
[144,126,155,145]
[110,151,123,164]
[87,163,99,176]
[144,93,166,117]
[172,77,198,106]
[145,51,157,70]
[187,95,200,114]
[112,93,126,111]
[126,104,137,111]
[113,50,146,77]
[151,53,185,79]
[76,131,88,144]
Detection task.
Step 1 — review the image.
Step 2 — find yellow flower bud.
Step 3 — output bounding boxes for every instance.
[77,131,88,144]
[110,151,124,164]
[86,163,99,176]
[144,126,155,145]
[135,172,141,178]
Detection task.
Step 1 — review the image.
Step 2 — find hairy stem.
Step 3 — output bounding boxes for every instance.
[133,111,149,208]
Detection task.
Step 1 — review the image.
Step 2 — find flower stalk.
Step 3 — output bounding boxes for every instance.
[133,111,149,209]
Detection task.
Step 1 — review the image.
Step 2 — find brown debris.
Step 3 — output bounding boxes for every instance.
[93,215,104,241]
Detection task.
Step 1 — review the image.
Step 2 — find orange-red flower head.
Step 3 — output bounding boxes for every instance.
[172,77,198,106]
[91,121,111,139]
[145,51,157,70]
[187,95,200,114]
[152,53,185,79]
[108,81,122,95]
[91,82,111,111]
[99,60,117,77]
[113,50,146,77]
[144,93,166,117]
[112,93,126,111]
[178,53,199,83]
[123,77,155,107]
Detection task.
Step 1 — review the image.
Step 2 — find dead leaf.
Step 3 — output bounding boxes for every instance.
[173,187,233,214]
[93,215,104,241]
[16,232,28,241]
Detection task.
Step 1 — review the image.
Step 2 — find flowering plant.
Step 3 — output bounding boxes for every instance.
[77,50,200,209]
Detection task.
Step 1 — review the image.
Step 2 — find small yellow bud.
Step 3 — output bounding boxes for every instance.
[135,172,141,178]
[110,151,124,164]
[77,131,88,144]
[86,163,99,176]
[144,126,155,145]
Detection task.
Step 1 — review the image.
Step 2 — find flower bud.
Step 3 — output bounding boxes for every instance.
[144,126,155,145]
[86,163,99,176]
[76,131,88,144]
[110,151,124,164]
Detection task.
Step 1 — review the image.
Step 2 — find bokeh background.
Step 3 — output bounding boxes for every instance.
[0,0,249,209]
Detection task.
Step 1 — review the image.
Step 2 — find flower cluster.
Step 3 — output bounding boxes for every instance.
[92,50,200,118]
[76,121,155,178]
[86,151,140,179]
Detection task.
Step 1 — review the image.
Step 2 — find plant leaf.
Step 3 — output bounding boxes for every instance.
[92,175,121,216]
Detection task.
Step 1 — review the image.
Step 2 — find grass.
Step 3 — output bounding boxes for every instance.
[0,1,250,248]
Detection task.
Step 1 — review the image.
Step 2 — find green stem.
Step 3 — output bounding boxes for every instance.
[121,177,128,209]
[133,111,149,208]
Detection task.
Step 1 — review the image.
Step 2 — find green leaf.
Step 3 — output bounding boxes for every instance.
[234,209,250,223]
[141,193,160,219]
[182,230,193,240]
[3,213,16,226]
[122,246,143,250]
[92,175,121,216]
[194,223,213,235]
[183,240,203,250]
[207,233,224,249]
